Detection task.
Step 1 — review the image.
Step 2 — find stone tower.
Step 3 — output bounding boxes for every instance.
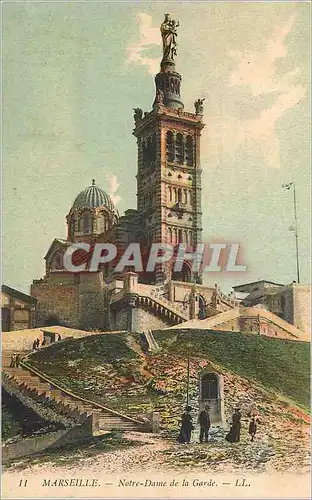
[133,14,205,284]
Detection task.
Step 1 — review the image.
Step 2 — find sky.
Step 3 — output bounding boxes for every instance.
[3,1,311,294]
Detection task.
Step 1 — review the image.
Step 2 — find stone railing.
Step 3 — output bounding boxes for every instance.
[218,291,239,308]
[141,292,189,321]
[106,279,189,321]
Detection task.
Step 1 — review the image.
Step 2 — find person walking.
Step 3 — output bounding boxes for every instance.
[177,406,194,444]
[248,415,260,442]
[9,354,16,368]
[198,404,211,443]
[15,353,21,368]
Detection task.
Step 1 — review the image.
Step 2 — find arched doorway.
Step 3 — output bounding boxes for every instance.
[172,262,192,282]
[201,373,218,399]
[44,315,60,326]
[199,372,224,425]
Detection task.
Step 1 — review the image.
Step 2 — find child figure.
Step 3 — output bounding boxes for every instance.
[248,415,260,442]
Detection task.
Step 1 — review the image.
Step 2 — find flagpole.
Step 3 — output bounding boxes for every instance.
[292,182,300,283]
[282,181,300,283]
[186,347,190,407]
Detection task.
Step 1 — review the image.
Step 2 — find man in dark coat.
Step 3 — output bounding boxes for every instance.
[198,404,211,443]
[177,406,194,444]
[232,408,242,442]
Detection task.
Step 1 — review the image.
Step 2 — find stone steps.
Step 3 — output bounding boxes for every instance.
[2,359,147,434]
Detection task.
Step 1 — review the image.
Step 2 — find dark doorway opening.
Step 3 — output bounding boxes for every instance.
[201,373,218,400]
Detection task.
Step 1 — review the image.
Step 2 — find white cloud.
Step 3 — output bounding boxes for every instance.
[223,15,306,168]
[127,12,306,170]
[105,173,121,206]
[126,13,161,76]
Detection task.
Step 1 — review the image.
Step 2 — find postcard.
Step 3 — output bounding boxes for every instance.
[2,1,310,499]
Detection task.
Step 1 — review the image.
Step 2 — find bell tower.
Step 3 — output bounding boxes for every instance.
[133,14,205,284]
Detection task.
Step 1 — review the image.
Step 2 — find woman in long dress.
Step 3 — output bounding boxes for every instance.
[177,406,194,444]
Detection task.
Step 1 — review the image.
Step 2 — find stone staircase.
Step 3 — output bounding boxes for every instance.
[2,351,148,434]
[144,330,160,352]
[217,291,239,310]
[243,307,302,339]
[169,307,241,330]
[137,293,189,323]
[168,306,304,340]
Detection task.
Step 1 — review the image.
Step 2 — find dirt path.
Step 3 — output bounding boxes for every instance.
[83,432,170,474]
[126,335,153,380]
[3,426,310,477]
[4,432,171,476]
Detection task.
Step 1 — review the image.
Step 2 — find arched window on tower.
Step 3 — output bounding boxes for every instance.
[51,252,63,270]
[183,189,188,204]
[168,186,172,202]
[177,188,182,204]
[69,217,75,239]
[188,232,192,247]
[166,131,174,162]
[81,212,91,233]
[172,228,177,246]
[103,215,108,232]
[178,229,183,243]
[186,135,194,166]
[184,230,188,246]
[147,135,156,166]
[175,133,184,164]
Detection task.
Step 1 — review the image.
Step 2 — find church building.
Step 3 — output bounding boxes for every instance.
[30,15,241,331]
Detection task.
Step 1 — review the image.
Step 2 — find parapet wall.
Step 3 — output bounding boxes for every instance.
[2,415,95,463]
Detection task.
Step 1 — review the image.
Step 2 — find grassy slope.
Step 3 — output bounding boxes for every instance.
[28,330,310,412]
[28,333,138,394]
[154,329,310,409]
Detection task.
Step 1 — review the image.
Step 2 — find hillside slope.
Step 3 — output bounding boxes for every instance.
[26,330,310,472]
[153,329,310,410]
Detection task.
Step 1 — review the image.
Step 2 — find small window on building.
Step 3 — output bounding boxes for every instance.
[175,133,184,164]
[166,131,174,162]
[82,212,91,233]
[69,217,75,237]
[186,136,193,166]
[183,189,188,204]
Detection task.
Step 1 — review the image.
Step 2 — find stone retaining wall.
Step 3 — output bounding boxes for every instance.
[2,372,74,427]
[2,414,95,463]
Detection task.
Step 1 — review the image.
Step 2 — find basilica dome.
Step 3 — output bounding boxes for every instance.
[73,180,115,212]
